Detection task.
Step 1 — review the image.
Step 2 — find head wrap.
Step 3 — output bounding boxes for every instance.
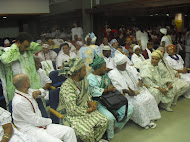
[102,45,111,50]
[4,39,10,44]
[110,39,117,45]
[42,44,49,48]
[157,46,164,51]
[76,41,83,46]
[160,28,167,35]
[89,54,106,70]
[59,57,85,77]
[151,50,163,59]
[133,45,140,52]
[166,44,176,52]
[114,50,127,65]
[85,32,97,43]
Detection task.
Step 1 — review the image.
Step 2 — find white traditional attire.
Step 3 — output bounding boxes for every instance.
[140,31,149,51]
[71,27,83,40]
[108,52,161,128]
[103,56,116,69]
[37,68,52,100]
[53,39,64,46]
[0,107,36,142]
[12,89,77,142]
[40,60,55,76]
[38,51,57,62]
[56,52,77,68]
[165,54,190,98]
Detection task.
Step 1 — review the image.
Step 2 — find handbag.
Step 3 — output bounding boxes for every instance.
[94,90,128,122]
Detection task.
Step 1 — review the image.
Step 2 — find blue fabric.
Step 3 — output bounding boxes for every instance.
[49,70,66,87]
[36,98,48,118]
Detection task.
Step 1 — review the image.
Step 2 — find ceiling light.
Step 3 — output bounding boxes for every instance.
[150,15,153,16]
[155,14,158,16]
[3,16,7,19]
[185,15,187,16]
[166,14,169,16]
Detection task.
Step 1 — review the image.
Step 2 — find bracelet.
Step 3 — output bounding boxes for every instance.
[3,133,10,139]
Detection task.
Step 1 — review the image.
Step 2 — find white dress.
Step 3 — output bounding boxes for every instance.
[131,53,145,69]
[0,107,35,142]
[108,67,161,127]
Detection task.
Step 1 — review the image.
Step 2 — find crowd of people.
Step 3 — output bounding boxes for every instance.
[0,23,190,142]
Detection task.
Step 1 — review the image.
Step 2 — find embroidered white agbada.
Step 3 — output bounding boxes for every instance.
[131,53,145,69]
[38,50,57,62]
[0,107,36,142]
[103,56,116,69]
[108,67,161,127]
[12,89,77,142]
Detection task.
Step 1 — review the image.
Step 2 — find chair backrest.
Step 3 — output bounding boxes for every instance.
[49,88,60,124]
[49,70,66,88]
[36,98,49,118]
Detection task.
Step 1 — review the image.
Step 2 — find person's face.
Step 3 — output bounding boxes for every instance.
[42,48,49,53]
[126,38,132,45]
[24,76,31,89]
[74,35,78,41]
[5,43,10,47]
[96,63,107,76]
[135,48,141,55]
[151,56,160,66]
[113,41,119,48]
[159,49,165,56]
[62,45,70,54]
[103,50,111,58]
[147,43,153,50]
[35,58,41,70]
[55,35,60,39]
[167,47,175,55]
[103,38,108,45]
[48,41,54,45]
[128,48,133,54]
[78,66,87,80]
[18,40,31,54]
[117,62,127,71]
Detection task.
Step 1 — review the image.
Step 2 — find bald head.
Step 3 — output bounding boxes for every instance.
[13,74,29,90]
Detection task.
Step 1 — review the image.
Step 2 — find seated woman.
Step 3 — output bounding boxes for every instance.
[131,45,145,70]
[0,107,36,142]
[87,54,133,140]
[165,44,190,98]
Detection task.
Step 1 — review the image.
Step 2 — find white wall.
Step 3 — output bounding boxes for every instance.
[0,0,49,14]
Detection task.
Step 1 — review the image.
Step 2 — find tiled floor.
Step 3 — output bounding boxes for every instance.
[111,97,190,142]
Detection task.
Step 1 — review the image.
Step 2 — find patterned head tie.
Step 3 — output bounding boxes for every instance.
[166,44,176,52]
[59,57,85,77]
[89,54,106,70]
[151,50,163,59]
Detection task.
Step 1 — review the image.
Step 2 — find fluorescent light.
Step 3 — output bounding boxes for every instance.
[3,16,7,19]
[166,14,169,16]
[155,14,158,16]
[185,15,187,16]
[150,15,153,16]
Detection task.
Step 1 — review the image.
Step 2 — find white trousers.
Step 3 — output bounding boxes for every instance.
[24,124,77,142]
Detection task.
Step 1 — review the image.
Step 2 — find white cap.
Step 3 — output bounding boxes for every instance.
[114,50,127,65]
[160,28,167,35]
[102,45,111,50]
[4,39,10,44]
[133,45,140,52]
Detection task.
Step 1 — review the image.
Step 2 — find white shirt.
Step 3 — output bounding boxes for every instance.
[136,30,142,42]
[38,50,57,62]
[131,53,145,69]
[160,35,172,49]
[12,89,52,133]
[56,52,77,68]
[165,54,184,70]
[103,56,116,69]
[37,68,52,87]
[53,39,64,46]
[71,27,83,40]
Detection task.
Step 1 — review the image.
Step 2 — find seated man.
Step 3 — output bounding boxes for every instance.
[0,107,36,142]
[108,51,161,129]
[140,50,178,112]
[12,74,77,142]
[142,41,154,59]
[87,54,133,140]
[102,46,116,70]
[37,44,57,62]
[131,45,145,69]
[34,56,52,100]
[57,57,108,142]
[56,43,77,69]
[157,46,190,102]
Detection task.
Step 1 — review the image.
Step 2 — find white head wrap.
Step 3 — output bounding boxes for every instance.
[110,39,117,45]
[102,45,111,50]
[133,45,140,52]
[85,32,97,43]
[114,50,127,65]
[4,39,10,44]
[160,28,167,35]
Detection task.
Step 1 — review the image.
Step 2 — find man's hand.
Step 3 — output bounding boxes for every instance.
[158,87,168,94]
[137,80,143,87]
[175,72,181,78]
[167,83,173,90]
[183,67,188,74]
[88,101,97,111]
[32,90,41,99]
[107,85,116,92]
